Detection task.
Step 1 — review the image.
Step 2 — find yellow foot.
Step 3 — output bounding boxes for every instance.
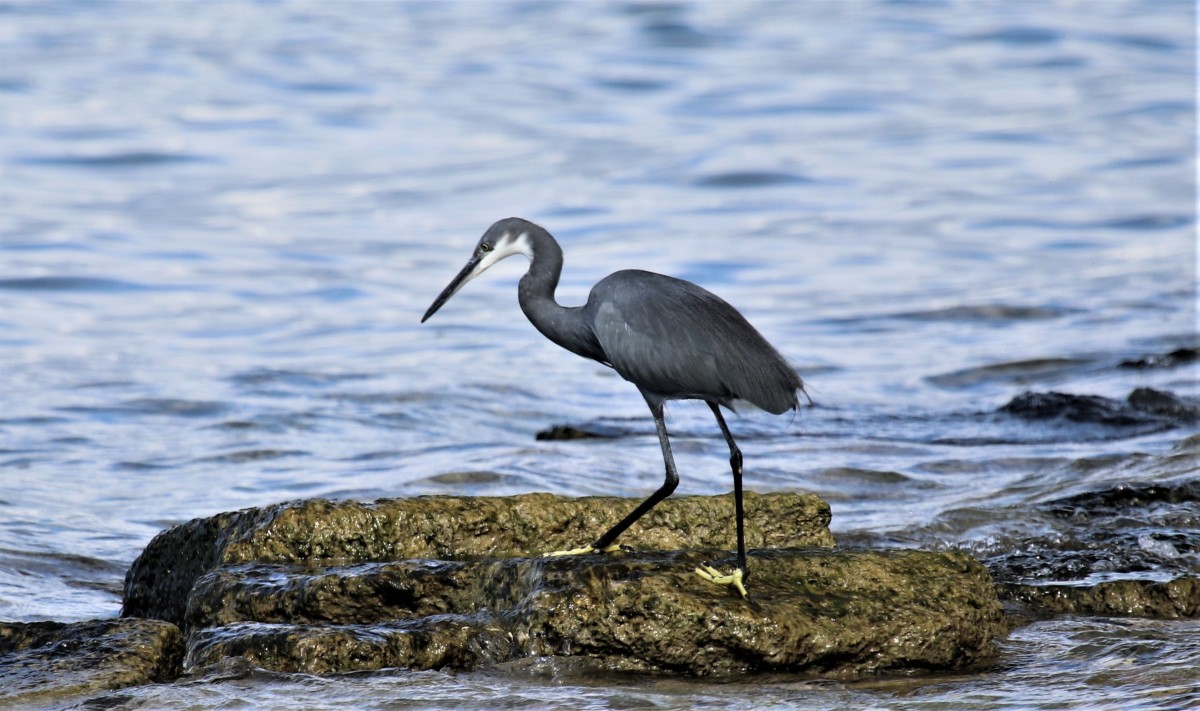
[695,565,748,598]
[541,542,624,558]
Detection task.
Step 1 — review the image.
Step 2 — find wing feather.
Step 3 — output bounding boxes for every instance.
[588,270,801,413]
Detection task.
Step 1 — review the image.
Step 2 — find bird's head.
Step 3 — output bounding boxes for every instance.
[421,218,537,323]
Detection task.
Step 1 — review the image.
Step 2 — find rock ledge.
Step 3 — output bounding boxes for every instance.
[119,493,1004,677]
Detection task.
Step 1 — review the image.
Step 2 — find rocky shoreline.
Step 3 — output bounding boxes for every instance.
[4,489,1198,707]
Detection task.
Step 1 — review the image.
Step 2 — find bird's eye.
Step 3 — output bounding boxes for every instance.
[480,243,492,253]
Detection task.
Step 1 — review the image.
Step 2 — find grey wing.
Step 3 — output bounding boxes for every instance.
[589,271,801,413]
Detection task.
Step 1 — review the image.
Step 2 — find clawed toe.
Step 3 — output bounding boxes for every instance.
[695,564,748,598]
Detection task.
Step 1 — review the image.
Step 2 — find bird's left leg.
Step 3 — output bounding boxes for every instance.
[543,398,679,558]
[695,401,749,597]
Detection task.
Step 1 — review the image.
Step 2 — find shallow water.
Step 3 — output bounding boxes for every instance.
[0,0,1196,708]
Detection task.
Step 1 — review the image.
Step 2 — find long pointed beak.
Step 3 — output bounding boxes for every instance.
[421,256,480,323]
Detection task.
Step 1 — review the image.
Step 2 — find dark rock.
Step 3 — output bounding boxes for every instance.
[535,421,634,440]
[0,618,183,706]
[1000,391,1148,426]
[187,618,514,676]
[998,577,1200,618]
[182,549,1004,677]
[998,389,1197,429]
[1127,387,1200,422]
[1119,347,1199,369]
[535,425,609,440]
[1045,480,1200,513]
[124,492,835,628]
[986,479,1200,588]
[122,493,1006,677]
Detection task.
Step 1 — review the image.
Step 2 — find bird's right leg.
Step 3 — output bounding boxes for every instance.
[542,398,679,558]
[695,401,749,597]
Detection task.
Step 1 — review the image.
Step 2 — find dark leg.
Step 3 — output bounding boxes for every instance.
[708,401,747,577]
[590,398,679,550]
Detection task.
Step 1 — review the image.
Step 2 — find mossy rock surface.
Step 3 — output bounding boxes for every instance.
[184,548,1003,677]
[998,576,1200,619]
[120,492,1006,677]
[0,618,183,706]
[123,492,835,627]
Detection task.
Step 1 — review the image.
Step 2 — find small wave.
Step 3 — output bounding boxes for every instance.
[197,449,310,464]
[0,276,154,292]
[895,304,1070,322]
[964,26,1063,46]
[17,151,210,168]
[969,214,1192,231]
[692,171,814,188]
[230,368,374,389]
[928,357,1090,389]
[59,399,229,419]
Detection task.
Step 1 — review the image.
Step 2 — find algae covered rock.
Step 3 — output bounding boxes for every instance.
[182,548,1002,676]
[0,618,184,706]
[520,547,1003,676]
[998,577,1200,619]
[120,492,1006,677]
[124,492,835,627]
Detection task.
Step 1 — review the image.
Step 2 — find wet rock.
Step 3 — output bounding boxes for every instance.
[1045,480,1200,513]
[0,618,183,706]
[188,617,514,676]
[183,549,1003,677]
[1119,347,1199,369]
[1000,391,1143,426]
[125,492,836,628]
[1127,387,1200,422]
[999,577,1200,619]
[998,389,1197,429]
[985,480,1200,586]
[535,421,635,440]
[535,424,610,440]
[123,493,1005,677]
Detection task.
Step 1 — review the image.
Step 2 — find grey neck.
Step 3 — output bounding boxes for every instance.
[516,228,601,362]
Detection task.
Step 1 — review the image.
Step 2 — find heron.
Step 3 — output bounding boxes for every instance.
[421,217,805,597]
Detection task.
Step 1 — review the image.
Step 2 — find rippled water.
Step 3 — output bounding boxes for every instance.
[0,0,1196,708]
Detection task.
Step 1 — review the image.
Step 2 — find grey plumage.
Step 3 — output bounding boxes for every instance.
[422,217,805,594]
[586,270,802,414]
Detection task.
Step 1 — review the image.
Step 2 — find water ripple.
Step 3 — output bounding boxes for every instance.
[16,151,211,168]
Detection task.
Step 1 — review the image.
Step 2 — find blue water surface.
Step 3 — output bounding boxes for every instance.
[0,1,1195,708]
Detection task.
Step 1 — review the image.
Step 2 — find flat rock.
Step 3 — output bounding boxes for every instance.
[999,577,1200,619]
[120,492,1005,677]
[124,492,836,627]
[184,548,1003,677]
[0,618,183,706]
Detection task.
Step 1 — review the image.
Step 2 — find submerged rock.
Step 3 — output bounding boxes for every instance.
[121,493,1006,677]
[1119,347,1198,370]
[1127,387,1200,422]
[999,388,1198,429]
[987,479,1200,589]
[0,618,183,706]
[999,577,1200,619]
[1044,480,1200,513]
[535,424,613,440]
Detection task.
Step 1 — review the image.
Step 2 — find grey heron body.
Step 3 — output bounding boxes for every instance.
[422,217,805,596]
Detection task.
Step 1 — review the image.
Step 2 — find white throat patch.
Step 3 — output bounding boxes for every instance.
[471,230,533,279]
